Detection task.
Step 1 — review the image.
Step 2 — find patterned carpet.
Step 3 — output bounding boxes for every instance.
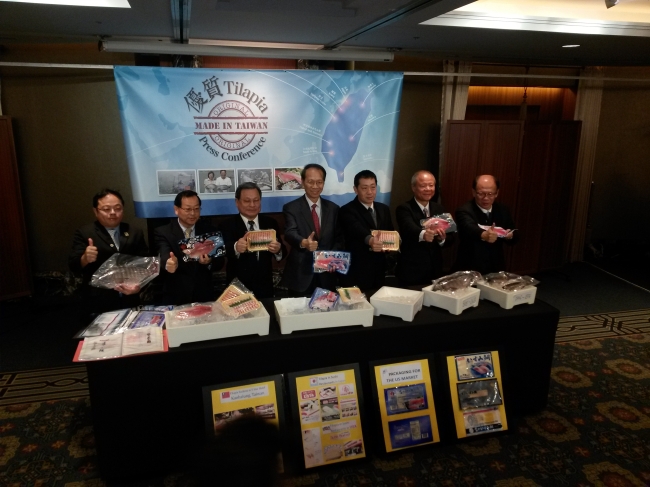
[1,310,649,486]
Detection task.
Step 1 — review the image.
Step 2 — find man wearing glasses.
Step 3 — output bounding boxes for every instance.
[455,175,517,274]
[155,190,224,304]
[69,188,149,312]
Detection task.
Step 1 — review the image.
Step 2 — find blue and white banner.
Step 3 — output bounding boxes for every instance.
[114,67,403,218]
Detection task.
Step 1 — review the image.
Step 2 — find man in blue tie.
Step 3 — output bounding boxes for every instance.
[68,189,149,312]
[455,175,517,274]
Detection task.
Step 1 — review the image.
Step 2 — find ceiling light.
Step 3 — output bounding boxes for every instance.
[0,0,129,6]
[101,41,394,62]
[562,44,580,48]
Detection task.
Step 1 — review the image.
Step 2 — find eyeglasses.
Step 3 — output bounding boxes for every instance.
[97,206,123,213]
[306,180,324,187]
[476,192,497,198]
[180,207,201,214]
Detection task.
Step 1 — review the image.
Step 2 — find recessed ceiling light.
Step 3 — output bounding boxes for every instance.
[562,44,581,48]
[0,0,129,7]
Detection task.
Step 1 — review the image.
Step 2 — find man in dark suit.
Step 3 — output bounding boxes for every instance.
[154,190,224,305]
[69,188,149,312]
[280,163,345,295]
[339,169,395,292]
[455,175,517,275]
[395,170,453,286]
[220,182,285,299]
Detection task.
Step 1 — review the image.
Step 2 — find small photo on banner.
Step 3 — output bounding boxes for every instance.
[237,168,273,192]
[446,350,508,439]
[274,167,303,191]
[371,357,440,453]
[200,168,235,194]
[288,364,365,469]
[157,169,197,195]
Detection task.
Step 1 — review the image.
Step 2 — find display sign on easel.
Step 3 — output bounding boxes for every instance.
[202,375,285,436]
[371,358,440,452]
[446,351,508,438]
[288,364,365,468]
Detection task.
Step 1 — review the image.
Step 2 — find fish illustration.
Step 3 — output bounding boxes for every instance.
[321,89,372,182]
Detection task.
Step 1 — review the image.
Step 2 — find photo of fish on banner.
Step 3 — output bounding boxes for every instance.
[420,213,458,233]
[90,254,160,292]
[477,224,517,238]
[312,251,351,274]
[178,231,226,262]
[166,279,262,327]
[370,230,401,251]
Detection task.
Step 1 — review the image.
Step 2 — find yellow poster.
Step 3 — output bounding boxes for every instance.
[208,379,280,434]
[374,359,440,452]
[446,351,508,438]
[294,368,365,468]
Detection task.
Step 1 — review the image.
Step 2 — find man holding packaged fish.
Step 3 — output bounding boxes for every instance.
[339,169,396,291]
[154,190,225,304]
[454,175,518,274]
[396,171,455,285]
[68,189,150,312]
[281,163,345,295]
[221,182,285,299]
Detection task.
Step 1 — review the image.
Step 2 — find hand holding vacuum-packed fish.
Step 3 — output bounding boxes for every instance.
[90,253,160,291]
[420,213,458,233]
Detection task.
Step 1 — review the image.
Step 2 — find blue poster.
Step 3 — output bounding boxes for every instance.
[388,415,433,449]
[113,67,404,218]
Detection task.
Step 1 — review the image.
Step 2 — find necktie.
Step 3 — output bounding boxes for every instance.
[108,228,119,250]
[311,203,321,239]
[423,206,429,218]
[248,220,258,260]
[184,227,192,239]
[486,211,491,224]
[368,207,377,227]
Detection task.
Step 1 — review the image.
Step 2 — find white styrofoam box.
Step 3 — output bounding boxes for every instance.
[165,306,270,347]
[370,287,424,322]
[475,282,537,309]
[274,298,374,334]
[422,285,481,315]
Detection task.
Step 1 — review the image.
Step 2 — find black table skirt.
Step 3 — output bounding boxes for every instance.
[86,298,559,479]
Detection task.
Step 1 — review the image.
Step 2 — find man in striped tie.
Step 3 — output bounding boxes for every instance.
[220,182,285,299]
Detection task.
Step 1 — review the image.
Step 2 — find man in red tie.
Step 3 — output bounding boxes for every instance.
[281,163,345,295]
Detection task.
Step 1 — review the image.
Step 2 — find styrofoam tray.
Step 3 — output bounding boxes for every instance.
[475,282,536,309]
[422,285,481,315]
[274,298,374,334]
[165,306,270,347]
[370,286,423,322]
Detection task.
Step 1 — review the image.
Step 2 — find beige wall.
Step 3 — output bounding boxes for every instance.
[3,74,146,272]
[590,67,650,242]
